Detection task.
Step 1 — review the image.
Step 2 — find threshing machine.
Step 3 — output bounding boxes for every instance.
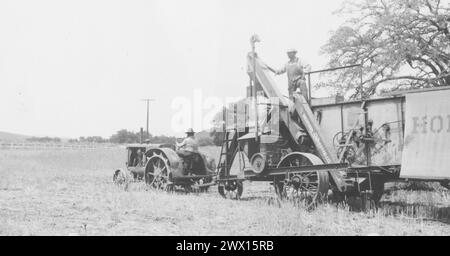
[215,42,450,208]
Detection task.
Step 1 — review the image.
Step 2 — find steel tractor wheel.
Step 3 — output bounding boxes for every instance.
[144,153,173,191]
[274,153,329,209]
[218,180,244,200]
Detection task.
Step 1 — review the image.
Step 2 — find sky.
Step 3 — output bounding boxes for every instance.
[0,0,347,138]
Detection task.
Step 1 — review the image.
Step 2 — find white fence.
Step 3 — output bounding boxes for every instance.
[0,142,121,150]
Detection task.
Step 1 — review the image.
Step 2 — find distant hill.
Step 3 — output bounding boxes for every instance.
[0,131,30,142]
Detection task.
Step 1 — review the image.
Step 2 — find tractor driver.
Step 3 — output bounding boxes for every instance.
[270,48,308,100]
[176,128,199,155]
[176,128,199,172]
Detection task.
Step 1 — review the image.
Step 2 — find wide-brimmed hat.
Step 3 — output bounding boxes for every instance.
[185,128,195,134]
[287,48,297,53]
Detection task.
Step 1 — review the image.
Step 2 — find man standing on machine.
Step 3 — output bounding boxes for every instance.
[269,48,308,100]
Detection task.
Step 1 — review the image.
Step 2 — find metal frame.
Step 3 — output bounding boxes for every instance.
[215,55,413,202]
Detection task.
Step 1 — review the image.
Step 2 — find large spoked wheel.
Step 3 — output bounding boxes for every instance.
[275,153,329,209]
[218,180,243,200]
[145,154,173,191]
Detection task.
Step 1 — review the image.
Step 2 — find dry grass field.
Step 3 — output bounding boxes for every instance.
[1,146,449,236]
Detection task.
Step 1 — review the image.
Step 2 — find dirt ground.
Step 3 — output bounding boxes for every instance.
[0,146,449,235]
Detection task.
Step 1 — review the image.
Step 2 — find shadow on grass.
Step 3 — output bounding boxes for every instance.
[117,181,450,224]
[241,193,450,224]
[379,201,450,224]
[239,195,275,202]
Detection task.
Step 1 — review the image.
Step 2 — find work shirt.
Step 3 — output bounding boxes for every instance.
[276,57,305,85]
[177,136,199,152]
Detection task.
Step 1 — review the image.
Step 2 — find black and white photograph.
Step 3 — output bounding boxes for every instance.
[1,0,450,238]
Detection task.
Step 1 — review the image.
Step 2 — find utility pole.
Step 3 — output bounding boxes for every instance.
[142,98,155,138]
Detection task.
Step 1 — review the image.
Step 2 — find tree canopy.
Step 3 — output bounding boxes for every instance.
[321,0,450,98]
[107,129,214,146]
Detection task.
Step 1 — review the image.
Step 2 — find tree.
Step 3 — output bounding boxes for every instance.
[109,129,140,144]
[85,136,108,143]
[195,130,214,146]
[210,130,224,146]
[26,136,61,143]
[109,129,180,144]
[321,0,450,98]
[148,134,176,144]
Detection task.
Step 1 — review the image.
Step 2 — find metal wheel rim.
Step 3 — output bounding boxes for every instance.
[145,155,171,191]
[277,153,329,209]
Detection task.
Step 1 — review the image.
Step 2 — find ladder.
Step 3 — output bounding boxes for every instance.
[217,129,239,179]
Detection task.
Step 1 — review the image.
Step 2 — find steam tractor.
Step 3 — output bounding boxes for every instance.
[215,39,450,208]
